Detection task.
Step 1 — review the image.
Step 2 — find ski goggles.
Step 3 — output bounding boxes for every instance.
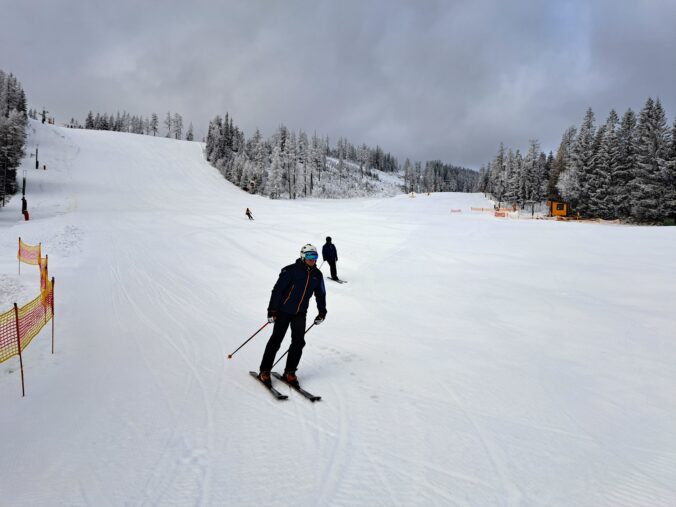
[304,252,319,260]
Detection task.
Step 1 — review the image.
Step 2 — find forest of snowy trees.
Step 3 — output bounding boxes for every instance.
[74,111,194,141]
[403,159,478,194]
[0,70,28,204]
[206,113,478,199]
[479,97,676,223]
[205,113,406,198]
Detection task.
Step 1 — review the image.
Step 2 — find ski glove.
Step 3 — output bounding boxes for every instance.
[314,311,327,325]
[267,310,277,324]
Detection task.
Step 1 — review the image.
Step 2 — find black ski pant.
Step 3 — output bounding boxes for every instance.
[328,260,338,280]
[259,311,307,373]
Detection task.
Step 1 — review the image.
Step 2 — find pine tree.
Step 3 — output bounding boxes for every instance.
[297,130,309,196]
[164,112,172,137]
[612,109,637,218]
[664,117,676,219]
[403,159,413,192]
[173,113,183,139]
[0,108,27,199]
[265,146,284,199]
[564,108,596,215]
[503,150,516,203]
[549,127,576,201]
[588,123,611,218]
[521,139,545,212]
[150,113,159,136]
[248,128,266,194]
[489,143,506,206]
[632,98,670,222]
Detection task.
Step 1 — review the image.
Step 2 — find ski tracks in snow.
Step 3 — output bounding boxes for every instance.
[309,381,353,506]
[438,378,523,506]
[108,245,218,505]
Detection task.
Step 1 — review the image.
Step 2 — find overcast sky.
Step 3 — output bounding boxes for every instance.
[2,0,675,169]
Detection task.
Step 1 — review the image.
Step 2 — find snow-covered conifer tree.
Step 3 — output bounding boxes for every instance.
[265,146,284,199]
[613,109,638,218]
[503,149,518,203]
[403,159,413,192]
[0,70,28,200]
[563,108,596,215]
[549,127,576,201]
[249,128,266,194]
[150,113,159,136]
[164,112,172,137]
[173,113,183,140]
[589,111,619,218]
[489,143,506,206]
[632,98,670,221]
[521,139,545,211]
[665,118,676,219]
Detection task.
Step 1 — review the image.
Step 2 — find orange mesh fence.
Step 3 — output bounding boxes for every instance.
[18,238,42,266]
[18,279,54,354]
[0,305,19,363]
[0,280,54,364]
[470,207,493,212]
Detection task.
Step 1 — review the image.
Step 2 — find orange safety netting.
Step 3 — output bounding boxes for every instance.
[0,305,18,363]
[18,238,42,266]
[0,280,54,364]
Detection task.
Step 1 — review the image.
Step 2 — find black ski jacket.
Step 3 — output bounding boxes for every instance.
[322,243,338,262]
[268,259,327,316]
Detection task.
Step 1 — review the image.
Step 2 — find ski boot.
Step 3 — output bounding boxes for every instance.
[282,370,299,388]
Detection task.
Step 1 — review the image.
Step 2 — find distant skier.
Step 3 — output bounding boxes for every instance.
[245,208,254,220]
[322,236,340,281]
[258,244,327,387]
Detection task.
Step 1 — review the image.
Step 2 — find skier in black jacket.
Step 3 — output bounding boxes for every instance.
[322,236,340,281]
[259,244,327,387]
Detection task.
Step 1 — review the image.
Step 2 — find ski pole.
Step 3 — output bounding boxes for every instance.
[227,322,269,359]
[318,261,325,270]
[272,323,315,369]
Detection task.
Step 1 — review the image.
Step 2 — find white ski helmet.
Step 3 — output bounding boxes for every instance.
[300,243,318,261]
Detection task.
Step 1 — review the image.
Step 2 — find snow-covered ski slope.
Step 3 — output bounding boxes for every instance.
[1,121,675,506]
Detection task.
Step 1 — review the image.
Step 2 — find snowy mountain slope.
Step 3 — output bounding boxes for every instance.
[1,121,675,506]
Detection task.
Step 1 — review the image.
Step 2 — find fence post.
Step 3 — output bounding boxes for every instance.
[51,277,55,354]
[13,303,25,397]
[18,237,20,275]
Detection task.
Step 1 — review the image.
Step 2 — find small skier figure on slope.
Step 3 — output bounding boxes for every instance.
[245,208,254,220]
[258,244,327,387]
[322,236,340,281]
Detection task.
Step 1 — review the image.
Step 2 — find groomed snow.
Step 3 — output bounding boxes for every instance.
[1,121,675,506]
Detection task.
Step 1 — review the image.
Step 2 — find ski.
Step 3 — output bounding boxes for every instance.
[249,371,288,400]
[272,372,322,402]
[328,278,347,284]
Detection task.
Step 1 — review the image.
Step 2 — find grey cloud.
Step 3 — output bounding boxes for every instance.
[1,0,674,168]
